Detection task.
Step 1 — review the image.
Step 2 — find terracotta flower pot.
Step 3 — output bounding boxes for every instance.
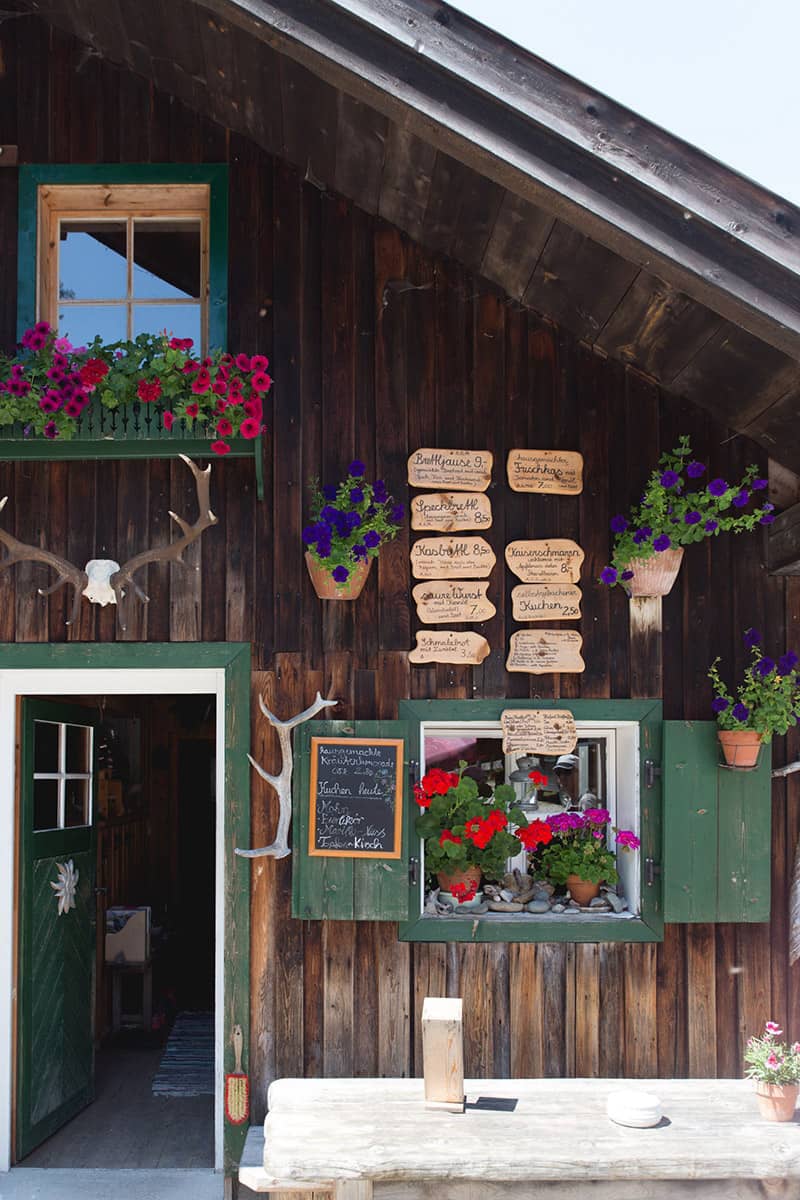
[718,729,763,769]
[755,1081,798,1122]
[305,551,373,600]
[623,547,684,598]
[566,873,601,906]
[437,865,482,898]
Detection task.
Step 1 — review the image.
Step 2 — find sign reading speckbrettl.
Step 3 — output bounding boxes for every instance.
[309,737,403,858]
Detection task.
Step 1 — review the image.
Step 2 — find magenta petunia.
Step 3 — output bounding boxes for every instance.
[211,440,231,456]
[235,353,251,372]
[239,416,262,439]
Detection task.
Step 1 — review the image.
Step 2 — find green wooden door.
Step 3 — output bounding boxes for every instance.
[16,700,98,1161]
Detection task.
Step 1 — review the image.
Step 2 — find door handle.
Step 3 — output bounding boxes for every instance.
[94,887,108,897]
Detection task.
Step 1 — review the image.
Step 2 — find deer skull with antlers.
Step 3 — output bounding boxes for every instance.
[0,454,217,630]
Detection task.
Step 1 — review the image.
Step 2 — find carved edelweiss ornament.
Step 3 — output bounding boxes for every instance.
[51,859,79,916]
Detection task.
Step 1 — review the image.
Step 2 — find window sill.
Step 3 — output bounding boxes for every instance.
[399,911,664,943]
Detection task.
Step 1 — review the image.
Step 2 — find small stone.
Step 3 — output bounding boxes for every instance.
[589,897,609,908]
[488,900,524,912]
[604,891,626,913]
[500,888,515,902]
[551,903,566,913]
[567,900,580,909]
[458,901,488,914]
[526,899,550,913]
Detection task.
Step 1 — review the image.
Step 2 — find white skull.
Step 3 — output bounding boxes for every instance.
[82,559,121,606]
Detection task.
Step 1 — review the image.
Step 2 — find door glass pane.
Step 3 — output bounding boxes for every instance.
[133,304,202,346]
[33,780,59,831]
[60,221,127,300]
[33,721,59,774]
[65,725,91,774]
[133,219,201,299]
[58,304,127,347]
[64,779,90,828]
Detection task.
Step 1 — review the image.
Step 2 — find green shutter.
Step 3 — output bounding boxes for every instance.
[291,719,411,921]
[663,720,771,922]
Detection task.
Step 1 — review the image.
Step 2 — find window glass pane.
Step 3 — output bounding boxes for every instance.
[33,780,59,831]
[133,304,201,346]
[133,219,201,299]
[34,721,59,774]
[64,779,90,828]
[65,724,91,774]
[58,305,127,347]
[60,221,127,300]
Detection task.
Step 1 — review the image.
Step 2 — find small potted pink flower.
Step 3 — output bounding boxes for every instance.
[744,1021,800,1121]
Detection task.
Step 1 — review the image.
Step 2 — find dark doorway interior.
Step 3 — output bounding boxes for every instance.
[21,693,216,1168]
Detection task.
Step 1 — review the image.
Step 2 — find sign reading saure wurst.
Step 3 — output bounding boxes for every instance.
[309,738,403,859]
[411,536,496,579]
[407,449,493,491]
[411,492,492,532]
[506,630,585,675]
[413,580,496,624]
[511,583,582,621]
[505,540,584,583]
[507,449,583,494]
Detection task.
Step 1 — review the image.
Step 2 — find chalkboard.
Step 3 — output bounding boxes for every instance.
[308,737,404,858]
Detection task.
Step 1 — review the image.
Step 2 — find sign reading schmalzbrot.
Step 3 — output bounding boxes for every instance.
[411,492,492,532]
[408,631,490,665]
[408,449,492,492]
[505,540,584,583]
[309,737,403,858]
[501,709,578,755]
[506,630,585,674]
[413,581,496,624]
[507,449,583,494]
[511,583,582,622]
[411,536,496,579]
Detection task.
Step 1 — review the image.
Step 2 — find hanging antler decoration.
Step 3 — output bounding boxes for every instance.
[235,691,338,860]
[0,454,217,630]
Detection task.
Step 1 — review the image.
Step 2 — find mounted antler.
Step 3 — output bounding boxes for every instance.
[111,454,217,629]
[235,691,339,860]
[0,455,217,628]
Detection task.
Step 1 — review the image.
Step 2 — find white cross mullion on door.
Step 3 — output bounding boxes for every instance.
[57,722,66,830]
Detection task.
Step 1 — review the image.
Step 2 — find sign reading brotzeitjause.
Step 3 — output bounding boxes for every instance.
[408,630,491,665]
[410,492,493,532]
[511,583,582,622]
[507,449,584,494]
[501,709,578,755]
[411,536,496,579]
[506,630,585,674]
[407,449,493,492]
[505,539,584,583]
[412,580,496,624]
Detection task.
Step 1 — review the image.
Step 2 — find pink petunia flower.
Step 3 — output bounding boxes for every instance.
[766,1022,783,1037]
[162,411,174,431]
[211,439,231,456]
[54,337,73,354]
[766,1052,780,1069]
[235,353,251,372]
[239,416,262,439]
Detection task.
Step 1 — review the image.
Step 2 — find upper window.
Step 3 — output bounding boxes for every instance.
[32,719,93,831]
[37,184,209,353]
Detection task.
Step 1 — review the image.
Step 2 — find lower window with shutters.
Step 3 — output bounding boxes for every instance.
[289,702,772,942]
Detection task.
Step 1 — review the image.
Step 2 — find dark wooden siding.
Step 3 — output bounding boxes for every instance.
[1,19,799,1119]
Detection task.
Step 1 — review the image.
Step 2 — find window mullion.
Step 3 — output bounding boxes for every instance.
[57,723,66,830]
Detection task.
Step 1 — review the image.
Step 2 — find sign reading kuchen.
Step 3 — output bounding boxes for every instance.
[411,536,496,579]
[408,631,491,665]
[511,583,582,622]
[505,539,584,583]
[412,580,496,624]
[506,630,585,674]
[308,737,403,858]
[507,449,584,494]
[501,709,578,755]
[410,492,493,532]
[407,449,493,492]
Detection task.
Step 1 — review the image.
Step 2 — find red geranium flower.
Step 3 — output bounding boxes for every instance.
[414,782,431,808]
[450,882,477,903]
[163,411,174,431]
[528,770,549,787]
[438,829,462,847]
[211,440,231,456]
[419,768,460,799]
[463,816,493,850]
[515,821,553,851]
[137,377,162,403]
[79,358,109,386]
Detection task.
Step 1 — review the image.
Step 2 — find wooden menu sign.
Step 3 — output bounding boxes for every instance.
[411,536,496,579]
[411,492,492,532]
[412,580,496,624]
[505,539,584,583]
[511,583,582,622]
[501,709,578,755]
[408,631,490,665]
[507,449,583,494]
[506,630,585,675]
[407,449,492,492]
[308,737,403,858]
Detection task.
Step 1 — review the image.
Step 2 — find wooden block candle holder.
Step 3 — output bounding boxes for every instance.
[422,996,465,1113]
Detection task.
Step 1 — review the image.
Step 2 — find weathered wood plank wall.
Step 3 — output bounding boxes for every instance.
[1,18,799,1120]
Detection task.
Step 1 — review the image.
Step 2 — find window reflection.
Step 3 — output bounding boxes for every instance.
[133,220,201,299]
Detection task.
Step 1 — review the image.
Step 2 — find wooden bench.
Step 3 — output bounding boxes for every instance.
[239,1077,800,1199]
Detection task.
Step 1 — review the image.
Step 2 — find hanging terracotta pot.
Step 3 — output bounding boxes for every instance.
[754,1081,798,1122]
[623,547,684,598]
[437,865,482,899]
[305,552,373,600]
[566,873,601,906]
[718,729,763,769]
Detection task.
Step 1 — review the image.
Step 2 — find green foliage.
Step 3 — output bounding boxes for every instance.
[709,638,800,741]
[538,838,619,886]
[303,469,404,587]
[744,1024,800,1084]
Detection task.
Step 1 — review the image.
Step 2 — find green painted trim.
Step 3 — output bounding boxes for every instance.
[397,697,664,944]
[5,642,250,1173]
[717,750,772,922]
